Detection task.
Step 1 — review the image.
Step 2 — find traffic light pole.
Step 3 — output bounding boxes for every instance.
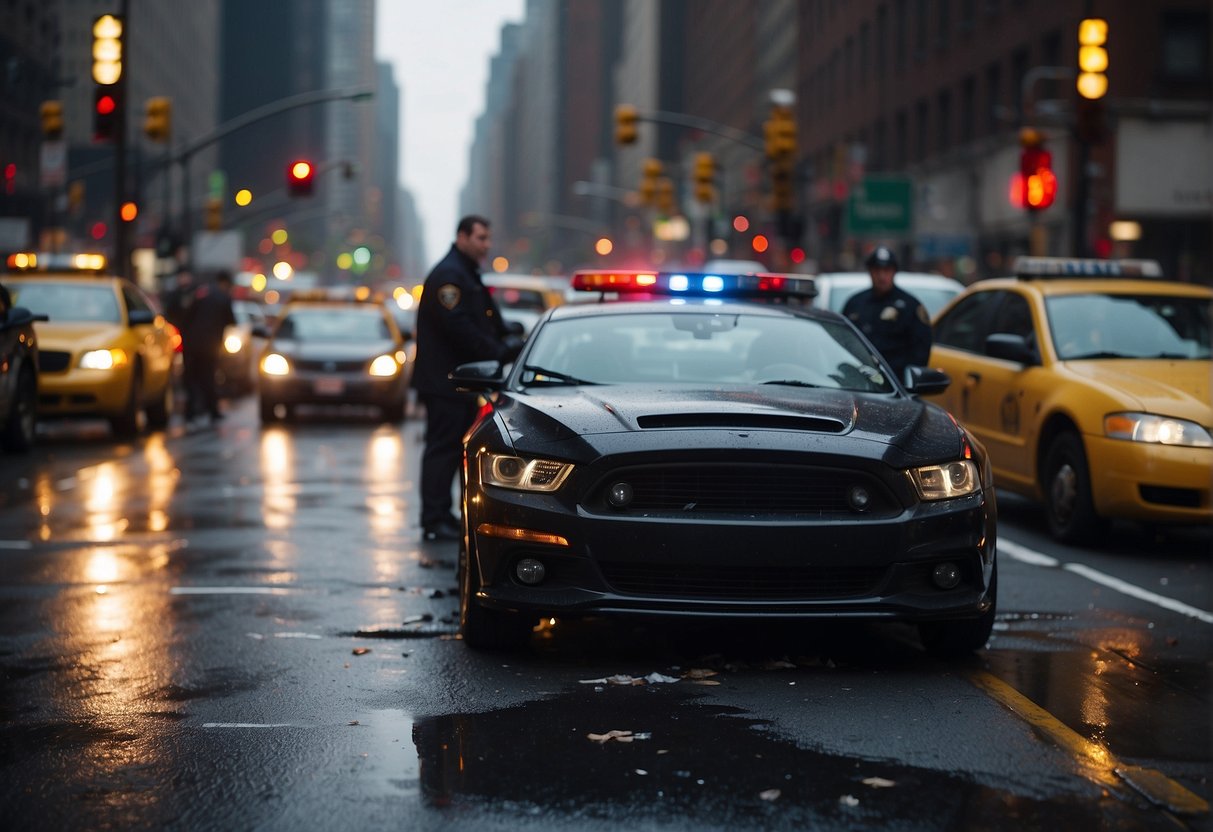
[113,0,131,279]
[637,110,764,152]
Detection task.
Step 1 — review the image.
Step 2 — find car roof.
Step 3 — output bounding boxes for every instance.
[964,276,1213,298]
[546,297,830,322]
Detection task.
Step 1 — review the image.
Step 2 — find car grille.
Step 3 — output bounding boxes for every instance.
[292,358,366,372]
[599,562,885,599]
[39,351,71,372]
[588,464,900,517]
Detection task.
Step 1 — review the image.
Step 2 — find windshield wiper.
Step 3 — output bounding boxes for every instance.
[521,364,596,386]
[1064,350,1135,360]
[760,379,824,388]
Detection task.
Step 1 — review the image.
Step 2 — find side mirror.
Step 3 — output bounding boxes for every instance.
[903,365,951,396]
[505,320,525,337]
[450,360,505,392]
[129,309,157,326]
[985,333,1037,365]
[0,306,47,329]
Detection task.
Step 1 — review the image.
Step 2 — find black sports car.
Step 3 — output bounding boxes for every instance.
[452,271,997,656]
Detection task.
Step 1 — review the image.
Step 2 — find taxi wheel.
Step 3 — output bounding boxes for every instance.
[458,537,534,651]
[919,563,997,657]
[0,367,37,453]
[110,369,143,439]
[1043,432,1106,544]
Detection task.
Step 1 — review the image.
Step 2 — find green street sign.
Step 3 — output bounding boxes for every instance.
[846,176,913,236]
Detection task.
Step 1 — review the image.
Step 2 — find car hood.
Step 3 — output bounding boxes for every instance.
[493,384,964,466]
[34,322,127,352]
[275,339,397,360]
[1066,359,1212,424]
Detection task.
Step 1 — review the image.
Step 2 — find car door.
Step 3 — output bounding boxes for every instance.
[123,283,173,381]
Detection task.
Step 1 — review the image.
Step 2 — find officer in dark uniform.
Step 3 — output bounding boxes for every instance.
[842,246,933,382]
[412,215,523,541]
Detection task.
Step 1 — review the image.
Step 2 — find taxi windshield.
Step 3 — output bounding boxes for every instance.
[1047,293,1212,360]
[520,310,892,392]
[10,281,121,323]
[276,308,391,342]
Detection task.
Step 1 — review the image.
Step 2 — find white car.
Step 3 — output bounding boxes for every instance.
[812,272,966,318]
[482,274,566,335]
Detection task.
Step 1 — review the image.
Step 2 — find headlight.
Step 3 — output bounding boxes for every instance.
[79,348,128,370]
[908,460,981,501]
[368,354,400,377]
[224,333,244,354]
[260,353,290,376]
[1105,412,1212,448]
[479,452,574,492]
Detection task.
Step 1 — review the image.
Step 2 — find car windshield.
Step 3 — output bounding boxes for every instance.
[520,310,893,392]
[10,282,121,323]
[1047,293,1212,360]
[276,308,391,341]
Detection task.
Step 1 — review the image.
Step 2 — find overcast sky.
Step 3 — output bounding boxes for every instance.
[375,0,526,269]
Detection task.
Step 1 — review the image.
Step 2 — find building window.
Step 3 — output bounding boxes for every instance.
[937,0,950,50]
[1160,11,1210,81]
[860,22,870,88]
[1040,30,1062,102]
[938,89,952,152]
[874,118,887,170]
[1010,46,1028,121]
[877,5,888,81]
[845,36,854,95]
[915,98,929,161]
[959,0,975,31]
[895,110,908,168]
[960,75,975,143]
[895,0,907,70]
[915,0,928,61]
[984,62,1001,136]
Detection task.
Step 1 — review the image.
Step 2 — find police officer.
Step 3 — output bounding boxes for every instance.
[843,246,932,382]
[412,215,523,542]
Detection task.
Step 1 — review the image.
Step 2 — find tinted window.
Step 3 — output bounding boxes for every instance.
[934,290,1003,352]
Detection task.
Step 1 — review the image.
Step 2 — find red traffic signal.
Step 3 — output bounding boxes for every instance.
[287,160,314,197]
[93,88,120,142]
[1011,130,1057,211]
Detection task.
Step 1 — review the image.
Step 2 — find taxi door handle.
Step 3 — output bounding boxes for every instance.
[966,372,981,384]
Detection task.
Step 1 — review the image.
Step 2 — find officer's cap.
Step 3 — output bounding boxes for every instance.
[866,246,898,270]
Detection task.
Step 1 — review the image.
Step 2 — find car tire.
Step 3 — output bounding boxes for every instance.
[919,563,997,657]
[0,367,37,453]
[1043,431,1106,544]
[458,536,534,651]
[146,378,172,430]
[110,367,143,439]
[259,398,279,423]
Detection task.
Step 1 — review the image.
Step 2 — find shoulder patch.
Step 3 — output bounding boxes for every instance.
[438,284,461,310]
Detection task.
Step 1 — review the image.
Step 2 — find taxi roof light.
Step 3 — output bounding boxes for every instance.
[4,251,107,273]
[570,269,817,300]
[1012,257,1163,279]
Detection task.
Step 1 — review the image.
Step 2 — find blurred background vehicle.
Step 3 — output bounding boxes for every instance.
[0,291,44,452]
[216,298,268,396]
[482,273,567,336]
[812,272,966,318]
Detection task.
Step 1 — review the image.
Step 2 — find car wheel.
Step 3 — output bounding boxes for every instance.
[458,535,534,651]
[1043,431,1106,544]
[919,563,997,657]
[110,367,143,439]
[145,377,172,430]
[259,397,279,423]
[0,367,37,452]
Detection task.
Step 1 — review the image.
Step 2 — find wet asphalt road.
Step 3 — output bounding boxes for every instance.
[0,396,1209,831]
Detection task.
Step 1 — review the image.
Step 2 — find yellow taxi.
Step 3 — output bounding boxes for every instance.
[256,288,409,423]
[928,257,1212,543]
[4,253,178,438]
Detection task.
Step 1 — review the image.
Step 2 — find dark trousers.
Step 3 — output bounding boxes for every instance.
[419,393,478,529]
[183,345,220,419]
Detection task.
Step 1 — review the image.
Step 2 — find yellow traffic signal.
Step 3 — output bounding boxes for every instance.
[693,152,715,204]
[205,196,222,231]
[144,97,172,142]
[616,104,638,145]
[638,158,663,206]
[40,100,64,139]
[764,105,797,160]
[92,14,123,85]
[655,177,675,215]
[1077,18,1108,100]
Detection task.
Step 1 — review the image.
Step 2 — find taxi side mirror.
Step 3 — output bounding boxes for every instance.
[985,333,1038,365]
[128,309,156,326]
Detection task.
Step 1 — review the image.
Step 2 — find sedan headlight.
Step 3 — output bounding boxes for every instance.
[368,354,400,377]
[908,460,981,501]
[260,353,291,376]
[479,452,574,492]
[79,348,128,370]
[224,333,244,354]
[1104,412,1212,448]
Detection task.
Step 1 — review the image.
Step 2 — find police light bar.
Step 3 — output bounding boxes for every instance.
[1013,257,1163,279]
[571,269,817,299]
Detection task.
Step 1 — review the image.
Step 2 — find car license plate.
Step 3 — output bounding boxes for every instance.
[314,377,344,395]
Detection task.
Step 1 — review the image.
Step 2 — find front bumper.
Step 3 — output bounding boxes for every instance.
[1087,434,1212,525]
[259,372,405,407]
[36,365,135,417]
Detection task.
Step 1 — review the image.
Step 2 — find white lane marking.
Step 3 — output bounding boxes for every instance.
[203,723,295,729]
[1000,538,1213,624]
[170,586,294,595]
[0,540,33,550]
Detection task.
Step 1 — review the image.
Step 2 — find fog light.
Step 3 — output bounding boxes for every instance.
[608,481,633,508]
[931,562,962,589]
[515,558,546,585]
[848,486,870,511]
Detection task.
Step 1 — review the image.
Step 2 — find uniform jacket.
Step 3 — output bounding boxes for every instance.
[411,245,513,397]
[842,284,932,379]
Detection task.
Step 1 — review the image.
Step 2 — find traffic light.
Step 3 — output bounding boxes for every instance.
[615,104,638,145]
[1076,18,1108,101]
[144,97,171,142]
[287,159,315,197]
[770,164,794,213]
[763,105,797,161]
[40,101,64,139]
[93,88,121,142]
[1014,128,1057,211]
[205,196,222,230]
[92,14,123,85]
[655,177,675,216]
[638,158,662,206]
[693,152,715,204]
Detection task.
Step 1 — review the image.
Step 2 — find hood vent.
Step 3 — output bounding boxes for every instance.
[637,413,846,433]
